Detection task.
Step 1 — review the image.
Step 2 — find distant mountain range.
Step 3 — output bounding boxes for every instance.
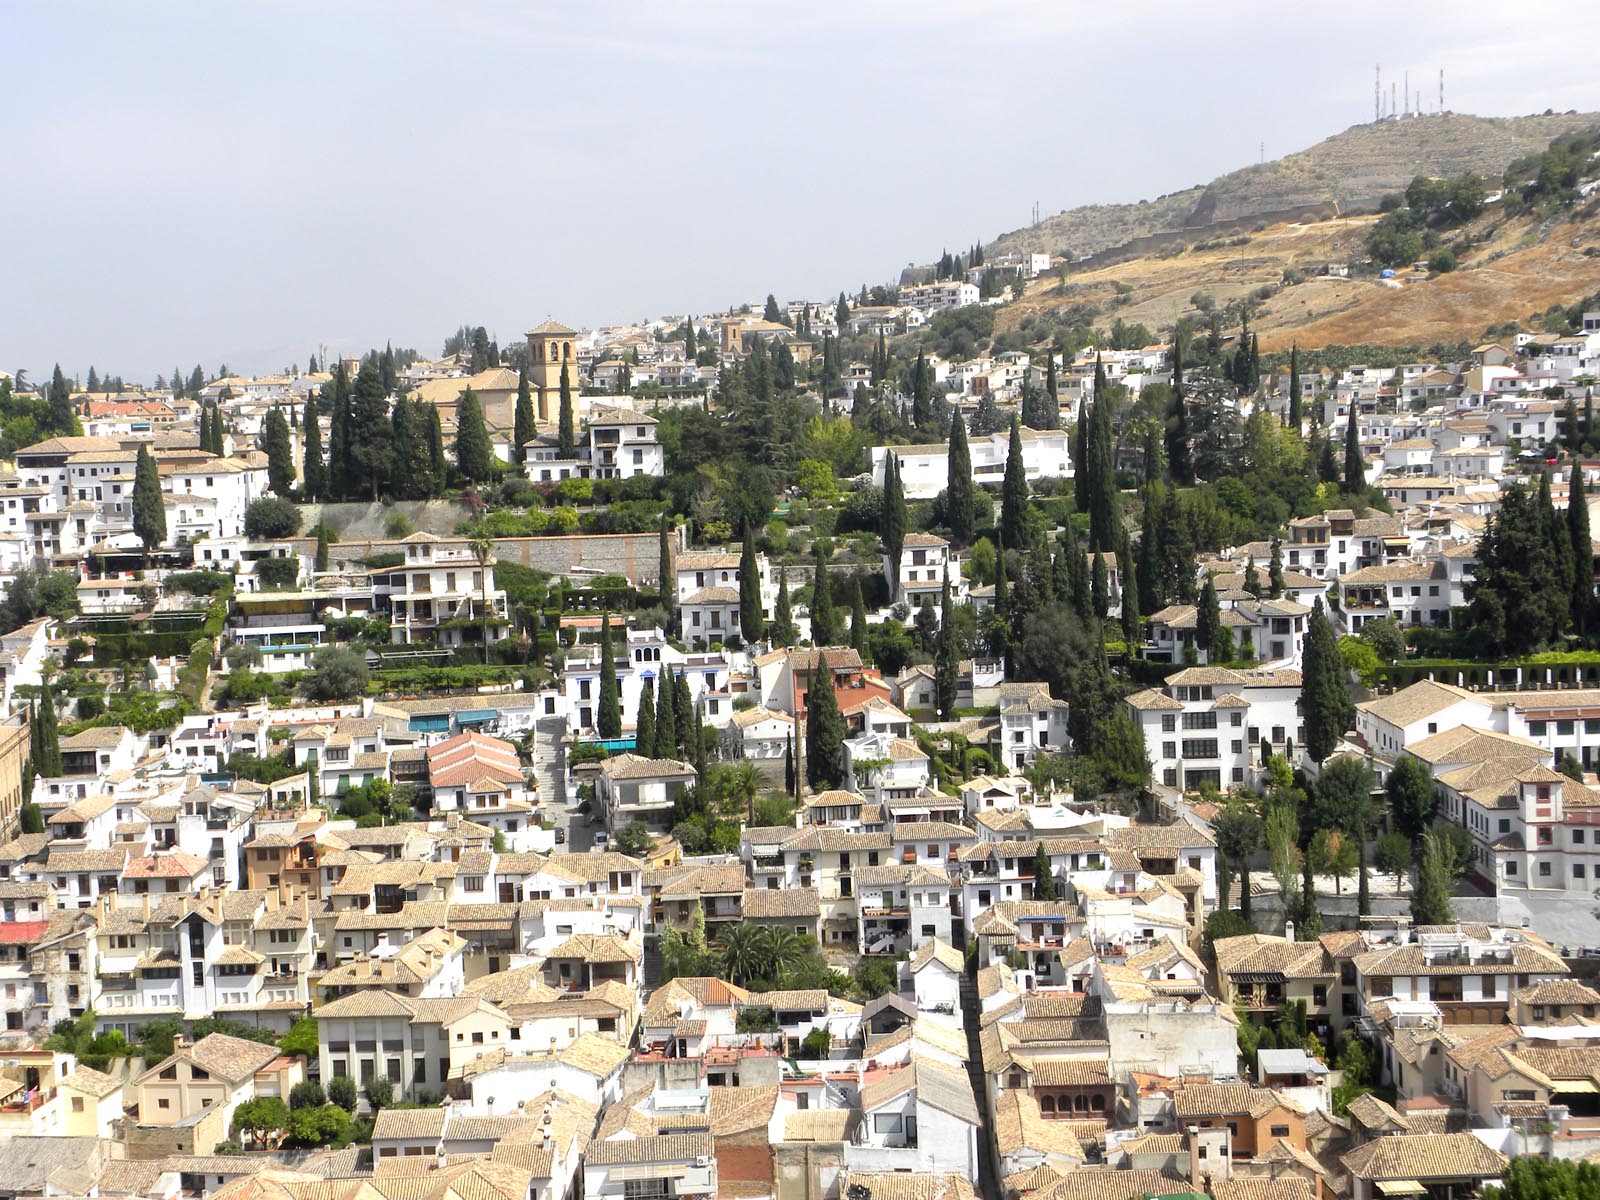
[987,111,1600,263]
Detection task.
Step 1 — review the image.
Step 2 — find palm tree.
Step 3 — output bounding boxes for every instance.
[468,535,493,662]
[758,927,808,980]
[718,924,765,986]
[729,761,762,824]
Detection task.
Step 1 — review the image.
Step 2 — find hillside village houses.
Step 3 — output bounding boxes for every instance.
[7,298,1600,1200]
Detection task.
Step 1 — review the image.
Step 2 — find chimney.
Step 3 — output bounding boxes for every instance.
[1284,919,1295,943]
[1187,1126,1203,1189]
[173,1033,189,1051]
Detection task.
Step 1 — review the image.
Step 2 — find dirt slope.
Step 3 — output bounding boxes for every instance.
[987,111,1600,261]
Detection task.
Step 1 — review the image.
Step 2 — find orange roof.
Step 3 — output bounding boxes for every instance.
[426,731,524,789]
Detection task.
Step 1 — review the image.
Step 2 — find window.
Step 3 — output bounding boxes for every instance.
[1161,715,1176,733]
[873,1113,903,1134]
[71,1096,84,1112]
[158,1098,170,1109]
[1270,1125,1291,1138]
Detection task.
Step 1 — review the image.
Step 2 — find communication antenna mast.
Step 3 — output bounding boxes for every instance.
[1375,63,1381,123]
[1404,70,1409,116]
[1391,82,1397,118]
[1439,69,1445,114]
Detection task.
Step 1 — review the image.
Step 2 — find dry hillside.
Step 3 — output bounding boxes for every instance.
[998,197,1600,352]
[987,111,1600,261]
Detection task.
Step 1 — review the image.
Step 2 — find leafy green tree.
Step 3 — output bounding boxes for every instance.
[455,388,493,483]
[809,550,840,645]
[289,1081,326,1111]
[1301,600,1351,763]
[1213,801,1263,916]
[1411,829,1461,925]
[614,819,653,857]
[1374,831,1412,889]
[805,658,845,790]
[132,444,166,557]
[231,1096,290,1148]
[363,1074,394,1112]
[325,1075,358,1112]
[244,497,301,540]
[946,410,976,545]
[18,802,43,834]
[279,1017,319,1059]
[1000,416,1028,549]
[302,398,324,499]
[262,407,295,495]
[1484,1156,1600,1200]
[301,647,369,702]
[597,613,621,738]
[739,537,764,645]
[1385,753,1437,846]
[1310,827,1357,895]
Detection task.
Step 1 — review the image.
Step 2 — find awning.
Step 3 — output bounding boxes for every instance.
[1376,1181,1427,1196]
[1553,1081,1600,1094]
[458,710,498,723]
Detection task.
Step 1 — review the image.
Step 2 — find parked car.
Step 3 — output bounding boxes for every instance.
[592,832,610,850]
[554,827,566,844]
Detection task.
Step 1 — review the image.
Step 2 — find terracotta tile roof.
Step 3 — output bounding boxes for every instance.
[1340,1132,1507,1181]
[584,1133,714,1165]
[742,887,820,918]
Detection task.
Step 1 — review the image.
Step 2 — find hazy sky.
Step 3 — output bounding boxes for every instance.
[3,0,1594,383]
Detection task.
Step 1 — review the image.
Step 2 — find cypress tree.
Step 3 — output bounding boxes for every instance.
[674,670,694,759]
[1302,598,1352,763]
[1196,575,1222,660]
[1571,462,1593,637]
[315,525,330,573]
[37,688,61,778]
[1091,552,1109,620]
[597,613,621,739]
[426,405,447,494]
[881,454,907,593]
[1343,408,1363,491]
[849,579,868,654]
[1166,335,1192,485]
[349,361,391,500]
[198,404,212,455]
[773,569,795,648]
[1045,355,1058,409]
[935,568,958,720]
[654,669,677,761]
[1269,538,1285,598]
[1088,358,1118,552]
[810,550,840,646]
[739,536,764,646]
[912,350,931,429]
[1118,543,1141,649]
[263,407,295,496]
[1287,344,1302,430]
[805,657,845,790]
[558,364,576,457]
[513,368,534,464]
[455,389,493,483]
[658,516,673,609]
[1000,416,1028,548]
[326,364,351,499]
[946,410,975,546]
[132,444,166,559]
[784,730,796,797]
[684,317,697,361]
[302,398,324,500]
[1073,403,1089,511]
[637,676,657,758]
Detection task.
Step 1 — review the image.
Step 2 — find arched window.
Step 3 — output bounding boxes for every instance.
[1073,1094,1088,1112]
[1039,1095,1056,1114]
[1091,1094,1106,1112]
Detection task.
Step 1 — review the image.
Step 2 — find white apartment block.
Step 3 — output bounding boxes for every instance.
[374,533,508,647]
[870,427,1072,500]
[885,533,965,606]
[1125,666,1303,791]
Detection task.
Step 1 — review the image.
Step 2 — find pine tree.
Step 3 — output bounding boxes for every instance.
[597,614,621,738]
[36,687,61,777]
[302,398,324,500]
[558,364,576,457]
[1302,599,1352,763]
[654,668,677,761]
[132,444,166,559]
[881,454,907,593]
[1571,462,1593,637]
[773,570,795,647]
[805,657,845,790]
[427,406,446,494]
[1287,344,1302,430]
[263,407,295,496]
[850,579,868,654]
[935,568,958,720]
[455,389,493,484]
[946,410,976,546]
[810,550,840,645]
[513,368,534,465]
[1343,408,1363,491]
[637,676,657,758]
[1000,416,1028,549]
[738,536,764,646]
